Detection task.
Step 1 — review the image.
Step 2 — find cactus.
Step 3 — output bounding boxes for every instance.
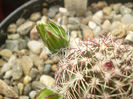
[37,20,69,53]
[55,36,133,99]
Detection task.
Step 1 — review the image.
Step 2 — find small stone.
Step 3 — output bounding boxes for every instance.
[19,96,29,99]
[125,31,133,42]
[51,64,58,72]
[67,24,80,30]
[62,16,68,25]
[81,17,90,25]
[120,6,132,15]
[112,3,121,13]
[0,80,18,98]
[52,55,59,63]
[113,14,122,21]
[0,49,12,58]
[125,24,133,32]
[12,60,23,80]
[40,75,55,88]
[16,18,25,26]
[1,55,16,74]
[42,8,48,15]
[71,31,78,38]
[29,91,37,99]
[8,34,20,40]
[93,26,101,36]
[111,29,126,38]
[23,76,32,85]
[0,59,5,67]
[44,59,53,64]
[32,81,46,90]
[68,17,80,24]
[92,10,103,24]
[20,56,33,75]
[39,50,48,60]
[121,14,133,24]
[4,70,12,79]
[88,21,97,30]
[47,5,60,18]
[7,24,17,33]
[44,64,52,74]
[17,83,24,95]
[109,21,122,31]
[29,68,38,79]
[28,40,42,54]
[102,20,111,31]
[37,16,48,24]
[97,1,107,9]
[23,84,31,95]
[30,26,39,40]
[59,7,68,15]
[17,21,35,35]
[5,39,27,51]
[103,7,112,15]
[83,27,94,40]
[30,12,41,21]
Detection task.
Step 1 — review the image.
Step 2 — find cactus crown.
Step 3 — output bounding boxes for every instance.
[37,20,69,53]
[55,36,133,99]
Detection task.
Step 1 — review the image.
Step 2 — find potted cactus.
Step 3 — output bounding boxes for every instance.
[35,20,133,99]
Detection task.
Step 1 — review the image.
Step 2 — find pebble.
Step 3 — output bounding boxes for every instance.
[12,60,23,80]
[121,14,133,24]
[30,26,39,40]
[4,70,12,79]
[93,26,101,36]
[59,7,68,15]
[102,20,111,31]
[32,81,46,90]
[125,31,133,42]
[39,50,48,60]
[23,75,32,85]
[71,31,78,38]
[1,55,16,74]
[20,56,33,75]
[47,5,60,18]
[42,8,48,15]
[112,3,121,13]
[7,24,17,33]
[23,84,31,95]
[83,27,94,40]
[111,29,126,38]
[8,34,20,40]
[17,83,24,95]
[30,12,41,21]
[44,64,52,74]
[88,21,97,30]
[92,10,103,24]
[109,21,121,31]
[17,21,35,35]
[5,39,27,51]
[0,80,18,98]
[103,7,112,15]
[29,68,38,79]
[0,59,5,67]
[16,18,25,26]
[19,96,29,99]
[28,40,42,54]
[29,91,37,99]
[40,75,55,88]
[0,49,12,58]
[51,64,58,72]
[68,17,80,24]
[120,6,132,15]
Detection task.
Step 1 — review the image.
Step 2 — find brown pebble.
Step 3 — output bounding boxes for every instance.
[30,26,40,40]
[51,64,58,72]
[83,27,94,40]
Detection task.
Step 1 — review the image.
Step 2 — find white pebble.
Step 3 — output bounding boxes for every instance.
[40,75,55,88]
[125,31,133,42]
[28,40,42,54]
[88,21,97,30]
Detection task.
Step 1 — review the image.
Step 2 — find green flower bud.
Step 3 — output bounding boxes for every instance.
[37,20,69,53]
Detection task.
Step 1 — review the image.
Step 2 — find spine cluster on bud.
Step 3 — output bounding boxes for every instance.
[55,36,133,99]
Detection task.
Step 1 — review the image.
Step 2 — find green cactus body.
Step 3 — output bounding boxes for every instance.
[55,37,133,99]
[37,20,69,53]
